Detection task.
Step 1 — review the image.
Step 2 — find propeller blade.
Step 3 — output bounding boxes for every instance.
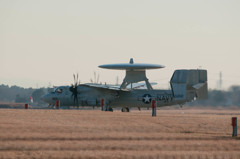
[94,71,96,83]
[76,73,79,86]
[71,73,80,106]
[73,74,76,84]
[97,74,100,84]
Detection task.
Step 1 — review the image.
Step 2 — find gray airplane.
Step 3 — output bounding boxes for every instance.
[42,58,208,111]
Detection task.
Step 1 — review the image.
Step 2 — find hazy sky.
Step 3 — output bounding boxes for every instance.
[1,0,240,89]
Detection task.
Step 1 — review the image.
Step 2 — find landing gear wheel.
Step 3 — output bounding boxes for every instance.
[105,107,113,112]
[121,107,130,112]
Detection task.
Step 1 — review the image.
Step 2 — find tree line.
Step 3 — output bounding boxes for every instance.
[190,85,240,107]
[0,84,53,105]
[0,84,240,107]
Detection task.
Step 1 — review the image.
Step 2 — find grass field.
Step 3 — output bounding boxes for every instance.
[0,108,239,159]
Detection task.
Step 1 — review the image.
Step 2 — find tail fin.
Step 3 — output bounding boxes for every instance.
[170,69,208,101]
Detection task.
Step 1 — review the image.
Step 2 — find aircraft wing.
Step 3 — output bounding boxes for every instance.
[131,82,157,89]
[81,83,129,91]
[82,82,157,91]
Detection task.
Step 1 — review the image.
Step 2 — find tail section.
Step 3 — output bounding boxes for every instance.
[170,69,208,101]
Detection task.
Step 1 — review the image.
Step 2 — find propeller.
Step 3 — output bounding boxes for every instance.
[70,73,80,106]
[90,71,100,84]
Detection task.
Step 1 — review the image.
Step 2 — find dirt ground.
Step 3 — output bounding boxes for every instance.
[0,108,239,159]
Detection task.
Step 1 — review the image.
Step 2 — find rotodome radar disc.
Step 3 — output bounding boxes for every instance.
[98,58,165,70]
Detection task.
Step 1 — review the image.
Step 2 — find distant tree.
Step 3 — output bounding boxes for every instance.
[0,84,35,102]
[0,85,10,101]
[15,94,28,103]
[31,88,46,105]
[47,87,54,93]
[187,89,231,107]
[209,90,228,106]
[229,86,240,106]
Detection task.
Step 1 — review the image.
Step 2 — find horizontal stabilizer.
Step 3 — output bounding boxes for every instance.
[193,83,208,99]
[192,83,205,89]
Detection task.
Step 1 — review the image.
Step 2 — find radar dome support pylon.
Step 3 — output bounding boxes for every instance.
[120,59,153,90]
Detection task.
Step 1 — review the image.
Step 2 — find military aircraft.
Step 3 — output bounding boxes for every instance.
[41,58,208,111]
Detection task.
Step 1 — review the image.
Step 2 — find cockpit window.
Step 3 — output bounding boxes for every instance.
[56,88,63,94]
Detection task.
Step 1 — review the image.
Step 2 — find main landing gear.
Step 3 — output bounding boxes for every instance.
[121,107,130,112]
[107,107,113,112]
[104,107,113,112]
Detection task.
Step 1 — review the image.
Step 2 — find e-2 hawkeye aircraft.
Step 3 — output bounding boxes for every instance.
[42,58,208,111]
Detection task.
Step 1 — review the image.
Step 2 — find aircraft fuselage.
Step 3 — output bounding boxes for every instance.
[42,85,188,108]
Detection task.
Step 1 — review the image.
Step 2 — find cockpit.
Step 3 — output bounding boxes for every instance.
[52,87,64,94]
[51,86,70,95]
[56,88,63,93]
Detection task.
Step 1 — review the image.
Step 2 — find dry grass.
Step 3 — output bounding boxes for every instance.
[0,108,240,159]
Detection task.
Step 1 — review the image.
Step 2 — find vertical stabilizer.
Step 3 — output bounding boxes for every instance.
[170,69,208,101]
